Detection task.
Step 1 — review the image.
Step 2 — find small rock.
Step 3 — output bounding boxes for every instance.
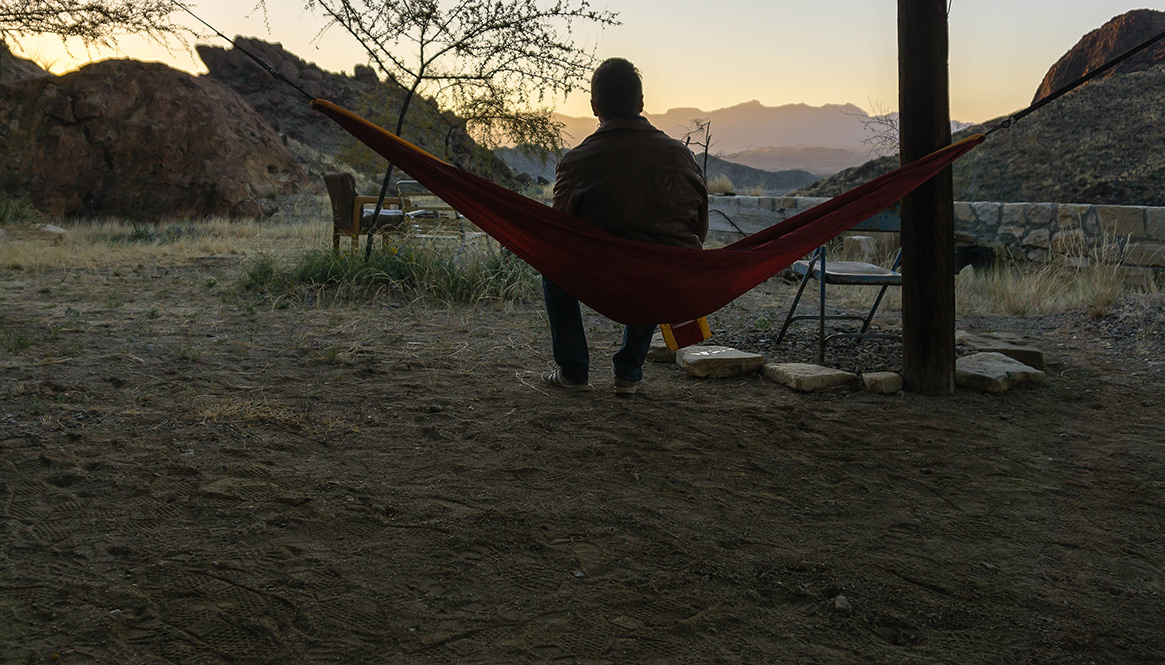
[956,352,1046,392]
[676,346,765,378]
[764,363,858,392]
[861,371,903,394]
[832,594,854,616]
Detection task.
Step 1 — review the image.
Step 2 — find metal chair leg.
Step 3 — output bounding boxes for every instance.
[861,284,892,333]
[817,247,827,363]
[777,251,820,344]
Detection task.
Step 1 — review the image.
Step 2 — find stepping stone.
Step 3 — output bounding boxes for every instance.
[676,346,765,378]
[646,331,676,363]
[956,331,1045,369]
[956,352,1046,392]
[764,363,858,392]
[861,371,903,394]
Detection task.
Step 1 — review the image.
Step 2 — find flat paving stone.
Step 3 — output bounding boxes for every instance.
[676,346,765,378]
[956,352,1046,392]
[956,331,1045,369]
[764,363,858,392]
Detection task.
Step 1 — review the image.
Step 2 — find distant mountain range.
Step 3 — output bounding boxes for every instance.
[551,101,971,177]
[495,145,821,196]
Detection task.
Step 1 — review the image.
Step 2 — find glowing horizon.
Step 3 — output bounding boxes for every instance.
[11,1,1160,124]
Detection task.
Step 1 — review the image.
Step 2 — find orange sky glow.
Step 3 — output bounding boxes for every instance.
[13,1,1163,123]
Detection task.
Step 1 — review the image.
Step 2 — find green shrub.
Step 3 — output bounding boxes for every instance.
[0,193,40,226]
[285,241,537,304]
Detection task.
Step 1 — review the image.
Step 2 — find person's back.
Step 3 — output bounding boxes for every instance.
[554,118,707,249]
[540,57,708,395]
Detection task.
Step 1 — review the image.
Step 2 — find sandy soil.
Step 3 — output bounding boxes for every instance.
[1,256,1163,664]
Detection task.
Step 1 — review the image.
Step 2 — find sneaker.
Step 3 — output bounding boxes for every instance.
[542,368,592,391]
[613,377,642,395]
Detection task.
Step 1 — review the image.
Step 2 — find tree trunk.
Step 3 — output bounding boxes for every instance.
[898,0,955,395]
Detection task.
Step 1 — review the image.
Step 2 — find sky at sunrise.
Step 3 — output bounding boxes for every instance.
[13,1,1165,123]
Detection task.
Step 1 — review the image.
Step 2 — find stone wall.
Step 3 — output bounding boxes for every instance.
[709,195,1165,280]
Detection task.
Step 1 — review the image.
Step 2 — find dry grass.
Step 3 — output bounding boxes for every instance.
[1,207,1156,320]
[706,175,735,195]
[0,200,333,272]
[816,232,1155,319]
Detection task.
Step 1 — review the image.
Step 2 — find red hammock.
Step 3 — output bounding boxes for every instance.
[312,100,982,326]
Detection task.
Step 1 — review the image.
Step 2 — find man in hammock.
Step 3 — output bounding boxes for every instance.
[542,57,709,394]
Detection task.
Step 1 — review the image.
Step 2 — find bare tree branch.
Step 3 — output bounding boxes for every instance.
[298,0,618,151]
[1,0,184,47]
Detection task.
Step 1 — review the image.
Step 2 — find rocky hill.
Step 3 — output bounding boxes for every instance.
[795,11,1165,207]
[197,38,513,190]
[701,156,820,194]
[0,42,49,83]
[1034,9,1165,103]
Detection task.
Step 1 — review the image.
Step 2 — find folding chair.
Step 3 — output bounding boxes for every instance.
[776,209,903,363]
[323,172,408,251]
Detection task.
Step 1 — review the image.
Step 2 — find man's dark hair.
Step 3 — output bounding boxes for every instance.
[591,58,643,119]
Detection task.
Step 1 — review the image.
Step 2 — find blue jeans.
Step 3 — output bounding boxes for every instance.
[542,277,656,384]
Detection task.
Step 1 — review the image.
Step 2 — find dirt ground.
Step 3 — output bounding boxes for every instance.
[2,255,1163,664]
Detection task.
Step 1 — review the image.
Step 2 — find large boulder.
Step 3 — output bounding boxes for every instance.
[0,59,309,219]
[1034,9,1165,103]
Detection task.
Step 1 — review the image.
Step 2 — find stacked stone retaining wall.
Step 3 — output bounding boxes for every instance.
[709,195,1165,282]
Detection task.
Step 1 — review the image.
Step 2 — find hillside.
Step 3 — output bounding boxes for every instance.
[701,155,820,194]
[727,144,878,177]
[793,65,1165,207]
[198,38,512,189]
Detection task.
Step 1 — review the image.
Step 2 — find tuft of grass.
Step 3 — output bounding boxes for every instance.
[293,247,413,287]
[706,176,735,195]
[2,326,33,353]
[174,344,203,362]
[239,254,293,295]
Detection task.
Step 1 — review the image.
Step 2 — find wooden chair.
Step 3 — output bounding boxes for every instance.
[323,172,408,251]
[776,208,903,363]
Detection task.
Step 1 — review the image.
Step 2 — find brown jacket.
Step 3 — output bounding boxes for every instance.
[552,117,708,249]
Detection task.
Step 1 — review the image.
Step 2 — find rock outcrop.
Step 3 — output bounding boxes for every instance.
[1034,9,1165,103]
[796,63,1165,207]
[197,37,513,186]
[0,42,50,83]
[0,59,308,219]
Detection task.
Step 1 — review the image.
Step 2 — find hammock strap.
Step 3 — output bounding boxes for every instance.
[987,25,1165,135]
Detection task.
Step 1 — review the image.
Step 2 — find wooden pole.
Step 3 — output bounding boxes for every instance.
[898,0,955,395]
